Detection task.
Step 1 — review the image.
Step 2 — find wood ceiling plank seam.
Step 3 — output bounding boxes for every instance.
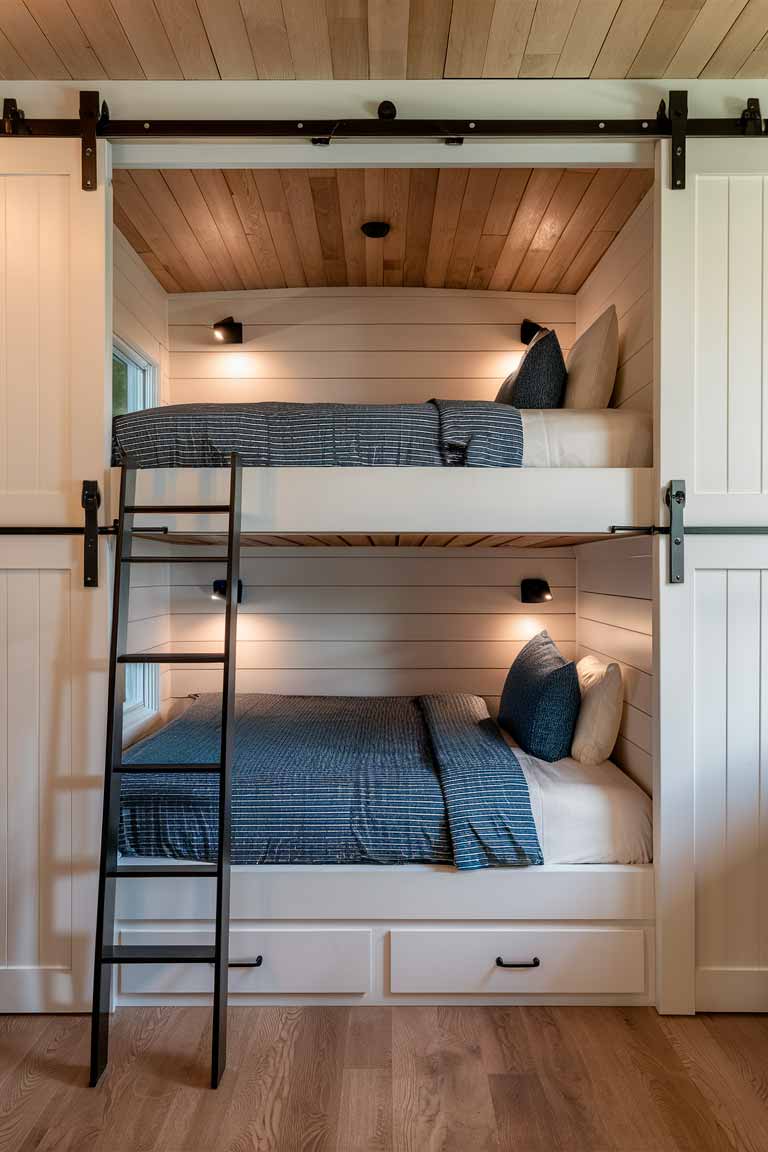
[534,166,627,292]
[326,0,369,79]
[554,0,622,77]
[425,168,470,288]
[253,169,307,287]
[512,168,596,291]
[0,0,70,78]
[734,7,768,75]
[482,169,533,237]
[280,169,327,286]
[445,168,501,290]
[487,167,564,291]
[0,21,33,76]
[141,252,183,294]
[132,168,223,290]
[519,0,580,78]
[309,173,348,286]
[23,0,107,77]
[627,0,707,79]
[195,0,258,78]
[482,0,537,77]
[108,0,184,78]
[152,0,219,78]
[336,168,366,287]
[368,0,409,78]
[407,0,453,77]
[590,0,663,78]
[444,0,496,77]
[402,169,439,287]
[701,0,768,77]
[556,226,617,293]
[383,168,410,288]
[665,0,750,77]
[225,169,286,288]
[161,169,244,290]
[467,235,507,291]
[112,169,204,291]
[192,169,264,289]
[593,168,654,232]
[239,0,295,79]
[280,0,333,77]
[114,201,152,258]
[364,168,385,286]
[66,0,145,78]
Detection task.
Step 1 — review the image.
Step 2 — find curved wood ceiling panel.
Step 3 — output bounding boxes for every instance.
[113,166,654,294]
[0,0,764,79]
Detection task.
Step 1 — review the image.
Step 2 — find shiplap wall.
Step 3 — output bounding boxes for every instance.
[577,190,653,414]
[114,229,170,404]
[576,536,653,794]
[162,547,576,709]
[167,288,577,405]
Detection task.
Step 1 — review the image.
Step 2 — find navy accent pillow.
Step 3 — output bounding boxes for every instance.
[498,630,580,762]
[495,328,567,409]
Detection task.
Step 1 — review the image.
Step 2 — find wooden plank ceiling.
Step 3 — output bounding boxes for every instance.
[114,166,653,294]
[141,532,619,549]
[0,1,767,79]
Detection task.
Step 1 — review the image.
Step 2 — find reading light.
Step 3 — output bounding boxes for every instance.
[213,316,243,344]
[521,319,545,345]
[211,578,243,603]
[361,220,390,239]
[521,578,553,604]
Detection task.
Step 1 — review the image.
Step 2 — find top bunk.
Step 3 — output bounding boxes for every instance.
[112,163,656,537]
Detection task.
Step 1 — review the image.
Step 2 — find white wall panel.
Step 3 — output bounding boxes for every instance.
[114,229,170,403]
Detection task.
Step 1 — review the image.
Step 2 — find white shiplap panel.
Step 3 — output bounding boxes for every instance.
[578,591,651,635]
[728,177,764,494]
[577,536,652,600]
[577,619,651,675]
[114,229,170,404]
[695,176,729,494]
[171,667,540,698]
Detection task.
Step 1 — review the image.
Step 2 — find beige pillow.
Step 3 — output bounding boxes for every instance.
[564,305,619,409]
[571,655,623,766]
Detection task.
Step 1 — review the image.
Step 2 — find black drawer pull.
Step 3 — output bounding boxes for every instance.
[496,955,540,969]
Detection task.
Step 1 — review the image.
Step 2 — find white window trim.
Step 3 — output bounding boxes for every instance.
[113,336,159,413]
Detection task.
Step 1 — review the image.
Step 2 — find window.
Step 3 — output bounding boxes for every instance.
[114,339,160,740]
[112,340,157,415]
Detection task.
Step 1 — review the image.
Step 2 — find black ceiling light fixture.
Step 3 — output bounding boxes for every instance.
[213,316,243,344]
[521,578,553,604]
[361,220,390,239]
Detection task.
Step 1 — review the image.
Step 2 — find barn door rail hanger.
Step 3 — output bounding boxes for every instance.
[0,480,167,588]
[611,480,768,584]
[2,89,767,192]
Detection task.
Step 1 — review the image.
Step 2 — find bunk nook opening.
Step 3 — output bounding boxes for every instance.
[105,159,658,1017]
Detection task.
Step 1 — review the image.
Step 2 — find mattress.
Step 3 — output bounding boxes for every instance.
[521,408,652,467]
[118,693,542,870]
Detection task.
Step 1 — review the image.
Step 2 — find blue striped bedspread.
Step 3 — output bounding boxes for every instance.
[119,693,542,870]
[111,399,524,469]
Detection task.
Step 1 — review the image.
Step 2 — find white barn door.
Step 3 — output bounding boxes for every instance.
[657,139,768,1013]
[0,140,111,1010]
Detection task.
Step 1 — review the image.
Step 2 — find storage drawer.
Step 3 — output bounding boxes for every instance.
[119,928,371,995]
[390,928,645,994]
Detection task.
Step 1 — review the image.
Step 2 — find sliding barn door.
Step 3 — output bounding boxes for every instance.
[0,140,111,1010]
[657,139,768,1013]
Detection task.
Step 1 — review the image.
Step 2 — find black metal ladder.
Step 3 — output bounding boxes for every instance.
[90,453,251,1089]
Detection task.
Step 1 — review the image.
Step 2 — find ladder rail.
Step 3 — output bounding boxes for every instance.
[211,452,242,1088]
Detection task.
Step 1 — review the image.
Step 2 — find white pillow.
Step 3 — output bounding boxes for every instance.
[571,655,623,766]
[564,305,619,409]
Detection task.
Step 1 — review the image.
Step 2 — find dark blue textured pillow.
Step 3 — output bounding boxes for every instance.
[495,328,567,409]
[498,630,580,761]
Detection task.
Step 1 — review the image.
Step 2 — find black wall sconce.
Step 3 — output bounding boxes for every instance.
[212,578,243,604]
[521,578,552,604]
[213,316,243,344]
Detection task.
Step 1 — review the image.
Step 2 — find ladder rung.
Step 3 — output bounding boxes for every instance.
[123,555,226,564]
[125,505,230,514]
[101,944,216,965]
[118,652,225,664]
[116,762,221,775]
[106,865,218,878]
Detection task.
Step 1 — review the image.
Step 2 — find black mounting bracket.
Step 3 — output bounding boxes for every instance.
[79,90,99,191]
[3,97,29,136]
[669,90,688,190]
[81,480,101,588]
[666,480,686,584]
[741,97,763,135]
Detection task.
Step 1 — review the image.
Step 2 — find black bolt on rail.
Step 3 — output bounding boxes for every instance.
[2,89,767,192]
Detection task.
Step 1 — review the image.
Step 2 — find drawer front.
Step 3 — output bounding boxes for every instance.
[119,928,371,995]
[390,928,645,994]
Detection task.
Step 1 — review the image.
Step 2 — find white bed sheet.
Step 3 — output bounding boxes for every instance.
[501,733,653,864]
[521,408,652,468]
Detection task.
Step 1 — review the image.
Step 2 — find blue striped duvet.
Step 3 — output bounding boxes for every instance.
[111,399,524,469]
[119,693,542,870]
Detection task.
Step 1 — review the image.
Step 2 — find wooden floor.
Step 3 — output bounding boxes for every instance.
[2,1007,768,1151]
